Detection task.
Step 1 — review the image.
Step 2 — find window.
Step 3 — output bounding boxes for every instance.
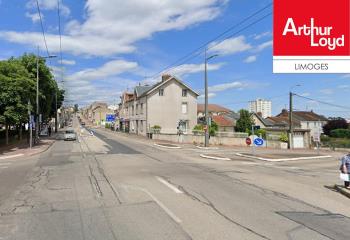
[182,89,187,97]
[132,106,134,116]
[136,104,138,115]
[141,103,143,114]
[159,89,164,96]
[182,102,188,114]
[140,121,143,132]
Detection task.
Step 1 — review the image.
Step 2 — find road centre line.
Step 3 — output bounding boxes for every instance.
[122,185,182,223]
[156,176,184,194]
[0,162,11,166]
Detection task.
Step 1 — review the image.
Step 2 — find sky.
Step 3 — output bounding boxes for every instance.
[0,0,349,118]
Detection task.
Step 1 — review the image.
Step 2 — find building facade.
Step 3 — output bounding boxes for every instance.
[119,75,199,136]
[249,99,272,118]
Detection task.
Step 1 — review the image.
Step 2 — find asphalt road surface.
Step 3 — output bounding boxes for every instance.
[0,119,349,240]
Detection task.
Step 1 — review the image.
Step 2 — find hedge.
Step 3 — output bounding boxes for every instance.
[330,129,350,139]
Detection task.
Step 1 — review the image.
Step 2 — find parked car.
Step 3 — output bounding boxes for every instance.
[64,129,77,141]
[81,122,86,126]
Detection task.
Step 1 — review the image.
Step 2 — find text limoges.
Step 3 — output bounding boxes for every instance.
[283,18,345,51]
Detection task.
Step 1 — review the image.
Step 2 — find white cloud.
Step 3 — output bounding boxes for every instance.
[254,40,273,52]
[253,31,271,40]
[300,92,311,97]
[61,59,76,65]
[63,60,138,104]
[166,62,224,77]
[209,36,252,55]
[26,0,70,16]
[319,89,334,95]
[26,12,41,23]
[198,93,216,99]
[209,81,245,92]
[68,59,138,82]
[244,55,257,63]
[2,0,227,57]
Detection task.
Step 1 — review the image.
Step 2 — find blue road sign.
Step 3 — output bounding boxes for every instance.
[254,138,264,146]
[106,114,116,122]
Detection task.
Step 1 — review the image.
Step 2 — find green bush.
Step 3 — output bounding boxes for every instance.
[192,124,204,135]
[330,129,350,139]
[279,133,289,143]
[151,125,161,134]
[209,121,218,137]
[256,129,266,139]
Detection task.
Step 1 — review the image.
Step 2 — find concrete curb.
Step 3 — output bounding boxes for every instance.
[199,154,231,161]
[334,185,350,198]
[154,143,181,149]
[236,153,332,162]
[195,146,219,150]
[27,140,55,157]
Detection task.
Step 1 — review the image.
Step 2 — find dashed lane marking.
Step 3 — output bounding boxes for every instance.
[156,176,183,194]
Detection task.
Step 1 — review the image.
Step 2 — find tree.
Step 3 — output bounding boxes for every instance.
[0,54,64,145]
[323,118,348,136]
[74,104,79,113]
[0,59,35,143]
[235,109,254,133]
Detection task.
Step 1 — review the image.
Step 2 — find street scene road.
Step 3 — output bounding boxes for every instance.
[1,1,350,239]
[1,118,349,240]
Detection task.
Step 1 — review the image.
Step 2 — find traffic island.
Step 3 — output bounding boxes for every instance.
[334,185,350,198]
[154,143,181,149]
[195,145,219,150]
[236,152,332,162]
[199,154,231,161]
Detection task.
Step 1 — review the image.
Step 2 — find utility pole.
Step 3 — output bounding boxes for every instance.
[204,48,209,147]
[288,91,293,149]
[204,49,218,147]
[288,84,300,149]
[35,47,57,139]
[55,92,58,133]
[28,100,32,149]
[36,46,40,142]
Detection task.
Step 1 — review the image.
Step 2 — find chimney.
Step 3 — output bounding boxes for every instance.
[281,109,288,114]
[162,74,172,82]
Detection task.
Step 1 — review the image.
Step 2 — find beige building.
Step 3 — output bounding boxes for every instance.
[83,102,114,126]
[249,99,272,118]
[119,75,199,136]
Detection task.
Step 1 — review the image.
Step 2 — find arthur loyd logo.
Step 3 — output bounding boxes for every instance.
[273,0,350,73]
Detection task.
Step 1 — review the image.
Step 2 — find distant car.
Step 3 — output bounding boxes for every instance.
[64,129,77,141]
[81,122,86,126]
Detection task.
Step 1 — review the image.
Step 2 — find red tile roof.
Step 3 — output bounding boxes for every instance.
[212,115,234,127]
[197,104,231,113]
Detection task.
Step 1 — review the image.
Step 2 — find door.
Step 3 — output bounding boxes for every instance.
[293,133,304,148]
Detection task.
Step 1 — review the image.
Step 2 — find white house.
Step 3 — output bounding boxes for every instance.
[119,75,199,136]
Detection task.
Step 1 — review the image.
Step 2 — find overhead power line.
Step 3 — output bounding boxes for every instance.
[35,0,50,57]
[147,2,272,81]
[57,0,63,81]
[294,93,350,110]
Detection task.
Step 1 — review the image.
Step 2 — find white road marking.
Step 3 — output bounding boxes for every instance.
[123,185,182,223]
[0,154,24,160]
[156,176,183,194]
[236,153,333,162]
[154,143,181,149]
[199,154,231,161]
[0,162,11,166]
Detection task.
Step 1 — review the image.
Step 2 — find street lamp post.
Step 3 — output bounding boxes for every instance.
[288,84,301,149]
[36,47,57,142]
[204,48,218,147]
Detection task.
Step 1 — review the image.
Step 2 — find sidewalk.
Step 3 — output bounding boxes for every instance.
[0,135,56,160]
